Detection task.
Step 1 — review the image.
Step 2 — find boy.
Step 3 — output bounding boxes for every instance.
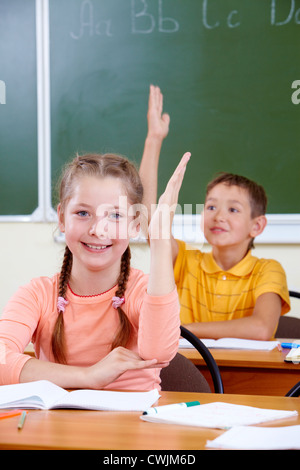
[140,85,290,340]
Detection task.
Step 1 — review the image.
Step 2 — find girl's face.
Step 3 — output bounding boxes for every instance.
[58,175,139,274]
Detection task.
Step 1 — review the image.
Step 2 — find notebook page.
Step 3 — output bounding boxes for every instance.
[0,380,68,409]
[179,338,279,350]
[53,388,160,411]
[211,338,279,350]
[206,425,300,450]
[141,402,298,429]
[286,348,300,361]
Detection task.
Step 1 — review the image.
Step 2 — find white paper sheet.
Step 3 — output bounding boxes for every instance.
[206,425,300,450]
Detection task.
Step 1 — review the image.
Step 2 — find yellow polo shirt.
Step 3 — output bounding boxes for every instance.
[174,240,290,324]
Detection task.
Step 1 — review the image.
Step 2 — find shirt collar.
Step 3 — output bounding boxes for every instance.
[201,250,257,276]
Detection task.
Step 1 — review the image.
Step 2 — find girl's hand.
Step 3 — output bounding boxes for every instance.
[147,85,170,141]
[85,347,169,389]
[149,152,191,241]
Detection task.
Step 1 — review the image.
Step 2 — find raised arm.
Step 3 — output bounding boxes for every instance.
[139,84,170,223]
[139,85,179,264]
[147,152,190,296]
[136,153,190,363]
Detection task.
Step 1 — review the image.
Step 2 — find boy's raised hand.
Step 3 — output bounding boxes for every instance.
[149,152,191,241]
[147,84,170,140]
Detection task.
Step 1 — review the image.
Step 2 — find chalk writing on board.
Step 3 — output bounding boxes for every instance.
[131,0,179,34]
[203,0,300,28]
[70,0,179,39]
[0,81,6,105]
[291,80,300,105]
[70,0,300,40]
[70,0,113,39]
[202,0,240,29]
[271,0,300,26]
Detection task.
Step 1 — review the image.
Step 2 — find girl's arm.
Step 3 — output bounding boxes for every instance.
[137,153,190,363]
[147,152,190,296]
[19,347,166,389]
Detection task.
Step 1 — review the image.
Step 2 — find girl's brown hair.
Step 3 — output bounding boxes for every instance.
[52,153,143,364]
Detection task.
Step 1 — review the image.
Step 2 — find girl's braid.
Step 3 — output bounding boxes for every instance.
[111,246,132,350]
[51,246,73,363]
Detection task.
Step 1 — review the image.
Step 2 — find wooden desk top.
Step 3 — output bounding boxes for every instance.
[180,339,299,369]
[0,391,299,450]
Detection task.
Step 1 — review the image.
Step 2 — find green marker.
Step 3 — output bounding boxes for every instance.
[17,411,27,430]
[143,401,200,416]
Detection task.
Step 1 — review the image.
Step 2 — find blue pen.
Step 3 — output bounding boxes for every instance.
[281,342,300,349]
[143,401,200,416]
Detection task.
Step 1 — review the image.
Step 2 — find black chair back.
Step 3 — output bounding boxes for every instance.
[180,326,224,394]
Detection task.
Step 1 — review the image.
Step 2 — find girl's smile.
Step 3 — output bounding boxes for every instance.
[58,175,139,290]
[81,242,112,252]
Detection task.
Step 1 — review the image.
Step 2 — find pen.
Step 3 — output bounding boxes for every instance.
[17,411,27,430]
[0,410,23,421]
[143,401,200,416]
[281,342,300,349]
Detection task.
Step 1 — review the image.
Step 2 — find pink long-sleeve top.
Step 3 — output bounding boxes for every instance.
[0,268,180,390]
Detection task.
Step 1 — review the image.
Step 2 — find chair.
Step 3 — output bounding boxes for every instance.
[285,380,300,397]
[289,290,300,299]
[180,326,224,393]
[160,352,211,393]
[275,291,300,339]
[160,326,224,394]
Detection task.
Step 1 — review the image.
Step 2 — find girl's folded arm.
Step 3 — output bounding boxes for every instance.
[137,287,180,363]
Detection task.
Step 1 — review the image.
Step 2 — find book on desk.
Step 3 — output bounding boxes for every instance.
[179,337,279,350]
[285,348,300,363]
[0,380,159,411]
[141,401,298,429]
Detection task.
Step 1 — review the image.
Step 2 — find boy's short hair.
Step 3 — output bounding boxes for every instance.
[206,172,267,218]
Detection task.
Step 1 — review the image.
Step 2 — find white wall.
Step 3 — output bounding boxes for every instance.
[0,223,299,318]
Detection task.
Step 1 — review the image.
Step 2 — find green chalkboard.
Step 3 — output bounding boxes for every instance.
[0,0,38,216]
[49,0,300,214]
[2,0,300,217]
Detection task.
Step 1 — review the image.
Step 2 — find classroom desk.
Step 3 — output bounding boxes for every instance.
[0,391,299,450]
[180,340,300,396]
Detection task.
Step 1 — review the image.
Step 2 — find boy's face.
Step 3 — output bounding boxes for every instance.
[203,183,264,252]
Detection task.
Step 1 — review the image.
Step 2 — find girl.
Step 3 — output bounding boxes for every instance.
[0,151,190,391]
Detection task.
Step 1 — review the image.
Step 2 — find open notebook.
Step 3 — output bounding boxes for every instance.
[141,402,298,429]
[285,348,300,363]
[0,380,160,411]
[179,337,279,351]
